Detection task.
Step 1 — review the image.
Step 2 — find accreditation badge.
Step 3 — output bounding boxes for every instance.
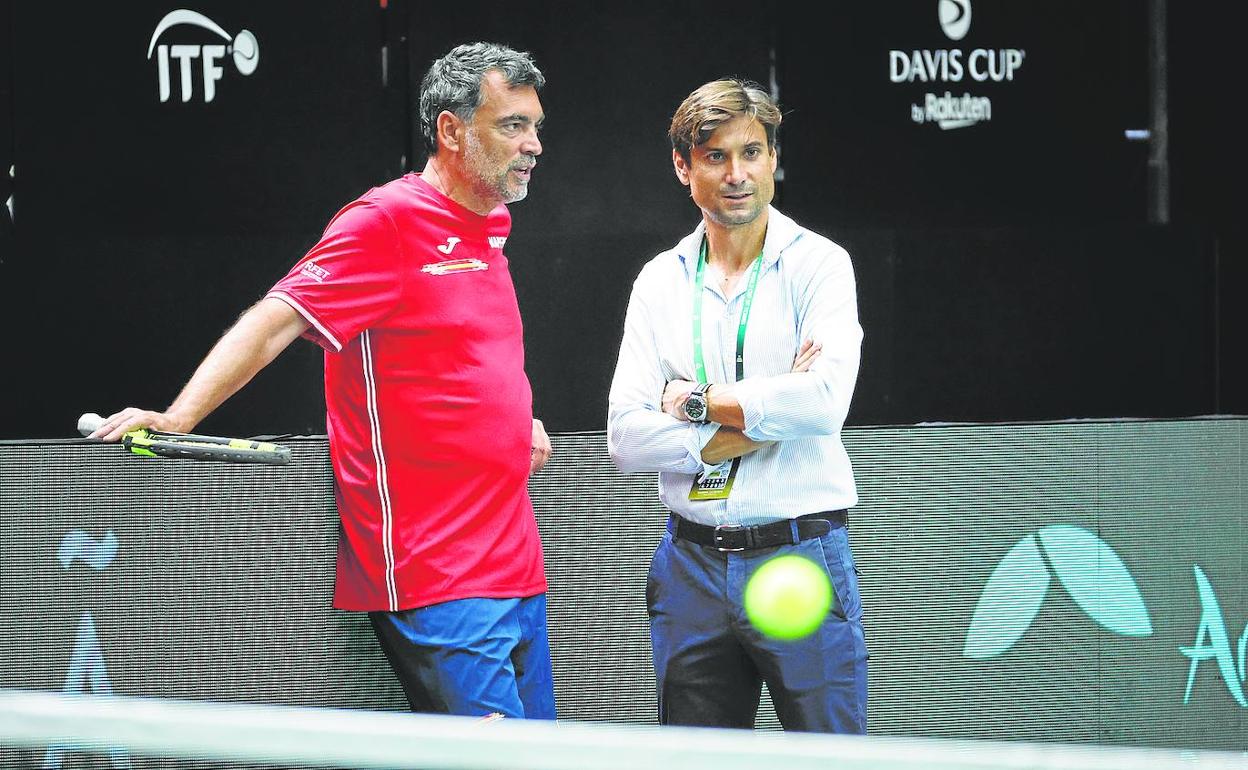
[688,457,741,501]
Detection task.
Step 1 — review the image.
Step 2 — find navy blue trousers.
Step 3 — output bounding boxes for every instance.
[647,518,868,732]
[369,594,556,719]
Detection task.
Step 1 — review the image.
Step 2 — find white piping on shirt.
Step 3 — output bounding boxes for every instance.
[266,291,343,352]
[361,331,398,611]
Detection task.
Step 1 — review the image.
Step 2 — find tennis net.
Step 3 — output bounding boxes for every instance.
[3,688,1245,770]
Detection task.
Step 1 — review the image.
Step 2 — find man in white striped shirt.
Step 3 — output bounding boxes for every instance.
[607,78,867,733]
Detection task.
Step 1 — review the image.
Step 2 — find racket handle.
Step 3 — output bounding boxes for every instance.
[78,412,105,437]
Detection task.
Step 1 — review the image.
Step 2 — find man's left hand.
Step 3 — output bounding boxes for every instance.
[662,380,697,421]
[530,418,552,475]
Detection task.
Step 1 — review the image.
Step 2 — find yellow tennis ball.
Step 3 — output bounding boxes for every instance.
[744,554,834,640]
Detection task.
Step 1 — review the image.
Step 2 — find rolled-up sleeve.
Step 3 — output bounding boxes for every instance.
[607,276,717,475]
[733,245,862,442]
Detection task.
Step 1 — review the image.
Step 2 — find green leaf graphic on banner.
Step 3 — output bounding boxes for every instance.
[1037,524,1153,637]
[963,534,1051,660]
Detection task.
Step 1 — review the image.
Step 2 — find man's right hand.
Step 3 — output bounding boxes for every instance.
[90,408,193,442]
[661,379,698,422]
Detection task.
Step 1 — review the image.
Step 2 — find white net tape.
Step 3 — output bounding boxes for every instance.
[2,689,1245,770]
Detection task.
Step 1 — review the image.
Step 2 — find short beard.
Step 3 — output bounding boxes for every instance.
[707,201,765,227]
[501,168,529,203]
[465,134,528,204]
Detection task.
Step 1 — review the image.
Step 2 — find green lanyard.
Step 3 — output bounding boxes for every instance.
[692,236,764,384]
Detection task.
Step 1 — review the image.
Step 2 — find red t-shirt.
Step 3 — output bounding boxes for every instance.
[268,174,546,611]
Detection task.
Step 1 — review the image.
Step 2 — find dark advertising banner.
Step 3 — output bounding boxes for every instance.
[6,1,406,440]
[3,1,1236,438]
[2,419,1244,768]
[781,0,1147,228]
[0,0,10,261]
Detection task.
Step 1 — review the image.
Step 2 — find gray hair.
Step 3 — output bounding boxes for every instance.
[418,42,545,156]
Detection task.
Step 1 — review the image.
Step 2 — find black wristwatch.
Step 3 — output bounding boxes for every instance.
[682,383,711,424]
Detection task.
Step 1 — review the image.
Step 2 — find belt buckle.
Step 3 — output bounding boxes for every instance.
[713,524,746,552]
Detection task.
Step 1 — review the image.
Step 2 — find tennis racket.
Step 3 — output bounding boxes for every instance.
[78,412,292,465]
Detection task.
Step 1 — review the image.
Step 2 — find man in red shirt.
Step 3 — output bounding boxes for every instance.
[92,42,555,719]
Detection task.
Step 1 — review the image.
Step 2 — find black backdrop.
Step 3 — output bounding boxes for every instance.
[1,1,1242,439]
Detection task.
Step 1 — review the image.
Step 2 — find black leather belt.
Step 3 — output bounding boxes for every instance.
[673,511,846,552]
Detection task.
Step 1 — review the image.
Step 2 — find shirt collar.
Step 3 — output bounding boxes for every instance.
[675,205,802,274]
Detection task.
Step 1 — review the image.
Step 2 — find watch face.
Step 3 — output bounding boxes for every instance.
[684,395,707,422]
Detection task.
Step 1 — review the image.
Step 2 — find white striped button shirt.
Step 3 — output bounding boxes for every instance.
[607,207,862,527]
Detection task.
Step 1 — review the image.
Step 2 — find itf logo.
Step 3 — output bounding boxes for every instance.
[147,10,259,103]
[963,524,1153,660]
[939,0,972,41]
